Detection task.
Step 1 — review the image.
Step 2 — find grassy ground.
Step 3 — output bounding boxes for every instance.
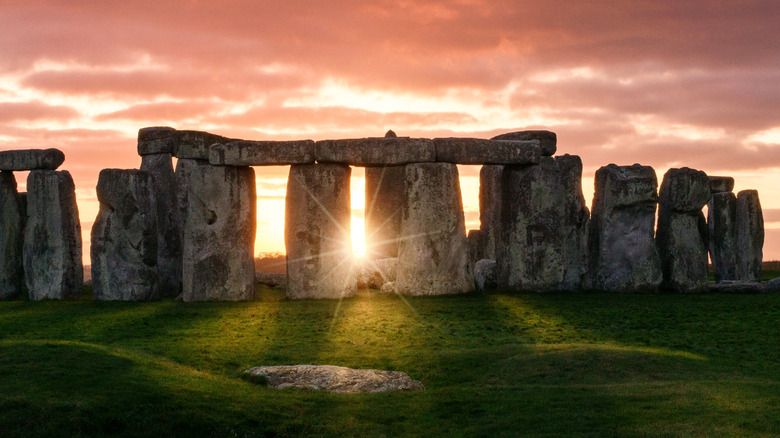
[1,287,779,437]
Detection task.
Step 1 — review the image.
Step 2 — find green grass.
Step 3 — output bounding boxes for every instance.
[1,287,779,437]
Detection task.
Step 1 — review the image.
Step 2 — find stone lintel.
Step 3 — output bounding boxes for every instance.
[492,130,557,156]
[708,176,735,194]
[315,137,435,166]
[138,126,177,155]
[209,140,315,166]
[0,148,65,171]
[175,130,235,159]
[433,138,541,165]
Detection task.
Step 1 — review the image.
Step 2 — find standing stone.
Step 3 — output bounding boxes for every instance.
[396,163,474,295]
[479,165,503,260]
[556,155,590,290]
[174,158,206,244]
[588,164,662,293]
[181,165,256,301]
[467,229,483,264]
[708,192,738,282]
[141,153,182,296]
[24,170,83,299]
[656,168,710,292]
[736,190,763,282]
[473,258,497,291]
[138,127,177,155]
[365,165,405,259]
[91,169,159,301]
[285,164,355,299]
[0,171,24,299]
[708,176,735,194]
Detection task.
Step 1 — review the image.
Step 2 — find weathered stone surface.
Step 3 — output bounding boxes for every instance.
[396,163,474,295]
[0,171,24,299]
[24,170,83,299]
[141,153,181,296]
[255,272,286,288]
[356,257,398,289]
[138,126,177,155]
[708,281,765,294]
[433,138,541,164]
[174,158,205,242]
[209,140,315,166]
[656,168,710,292]
[380,281,396,294]
[492,130,557,156]
[364,164,405,259]
[587,164,662,292]
[708,176,735,194]
[479,165,503,260]
[181,165,256,301]
[708,192,737,282]
[244,365,425,393]
[285,164,355,299]
[473,259,497,291]
[736,190,763,282]
[0,148,65,171]
[91,169,159,301]
[764,277,780,293]
[497,156,589,291]
[315,137,435,165]
[175,130,235,160]
[467,229,483,263]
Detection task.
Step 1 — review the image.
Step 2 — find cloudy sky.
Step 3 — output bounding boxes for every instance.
[1,0,779,260]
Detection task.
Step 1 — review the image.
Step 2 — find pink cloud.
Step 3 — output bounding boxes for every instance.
[0,101,78,122]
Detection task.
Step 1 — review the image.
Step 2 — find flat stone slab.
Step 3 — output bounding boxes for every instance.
[244,365,425,393]
[433,138,541,164]
[175,130,236,160]
[0,149,65,171]
[708,281,765,294]
[315,137,435,165]
[209,140,315,166]
[138,126,177,155]
[492,130,557,156]
[255,272,286,288]
[708,176,735,193]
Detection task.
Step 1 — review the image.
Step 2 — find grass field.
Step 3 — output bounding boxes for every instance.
[1,286,779,437]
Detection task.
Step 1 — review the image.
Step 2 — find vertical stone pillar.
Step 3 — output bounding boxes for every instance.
[708,192,737,281]
[24,170,83,299]
[364,165,405,259]
[656,167,710,292]
[286,163,355,299]
[396,162,474,295]
[478,164,503,260]
[174,158,204,243]
[556,155,590,290]
[181,165,256,301]
[0,171,25,299]
[736,190,764,281]
[91,169,159,301]
[140,153,182,296]
[587,164,662,292]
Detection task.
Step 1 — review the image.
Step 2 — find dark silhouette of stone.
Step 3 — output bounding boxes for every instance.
[396,163,474,295]
[467,229,483,263]
[736,190,763,282]
[138,126,177,155]
[181,165,256,301]
[708,192,737,282]
[708,280,765,294]
[656,167,710,292]
[315,137,435,165]
[708,176,734,194]
[473,259,497,291]
[91,169,159,301]
[209,140,315,166]
[492,130,557,156]
[175,130,235,160]
[255,272,286,288]
[588,164,662,292]
[556,155,590,290]
[24,170,82,299]
[285,164,355,299]
[365,164,404,259]
[385,130,397,138]
[478,165,503,260]
[140,153,181,296]
[0,148,65,171]
[0,171,24,299]
[433,138,541,164]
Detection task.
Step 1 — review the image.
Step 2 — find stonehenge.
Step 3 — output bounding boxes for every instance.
[0,127,769,301]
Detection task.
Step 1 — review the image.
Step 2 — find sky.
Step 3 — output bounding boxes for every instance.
[1,0,779,262]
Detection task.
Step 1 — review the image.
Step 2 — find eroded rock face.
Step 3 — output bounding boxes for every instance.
[736,190,764,282]
[467,229,483,263]
[91,169,159,301]
[364,165,405,259]
[473,258,497,291]
[708,192,738,282]
[181,165,256,301]
[396,163,474,295]
[209,140,315,166]
[285,164,355,299]
[140,153,181,296]
[708,176,735,194]
[478,165,503,261]
[356,257,398,289]
[315,137,435,165]
[24,170,83,299]
[656,168,710,292]
[244,365,425,393]
[174,158,206,244]
[587,164,662,292]
[0,148,65,171]
[496,155,589,291]
[433,138,541,164]
[0,171,25,299]
[492,130,557,156]
[137,126,177,155]
[175,130,235,160]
